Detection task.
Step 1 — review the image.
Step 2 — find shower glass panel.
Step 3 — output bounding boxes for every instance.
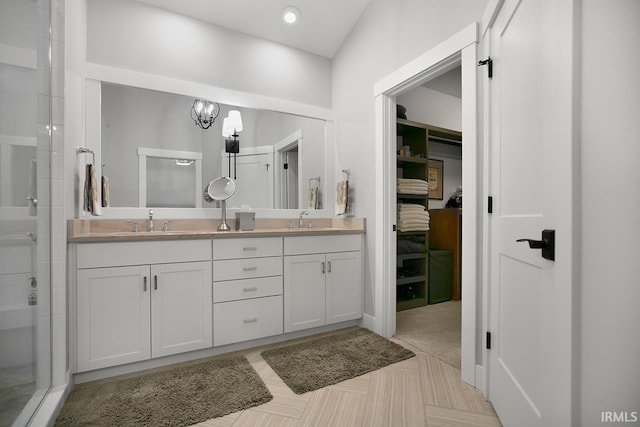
[0,0,53,425]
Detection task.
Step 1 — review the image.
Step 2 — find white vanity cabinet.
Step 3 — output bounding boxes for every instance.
[75,240,212,372]
[283,235,362,333]
[212,237,283,346]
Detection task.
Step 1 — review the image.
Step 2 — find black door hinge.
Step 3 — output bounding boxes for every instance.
[478,57,493,79]
[392,224,397,232]
[488,196,493,214]
[283,163,288,170]
[486,331,492,350]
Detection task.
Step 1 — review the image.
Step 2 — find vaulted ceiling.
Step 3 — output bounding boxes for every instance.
[135,0,372,58]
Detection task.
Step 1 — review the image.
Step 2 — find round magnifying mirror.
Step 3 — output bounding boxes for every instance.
[205,177,236,231]
[207,176,236,201]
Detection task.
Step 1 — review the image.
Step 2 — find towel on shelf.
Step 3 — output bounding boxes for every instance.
[397,178,429,186]
[397,202,429,232]
[84,164,102,216]
[397,220,430,232]
[336,180,349,215]
[398,203,426,211]
[397,178,429,195]
[101,175,110,208]
[398,211,429,222]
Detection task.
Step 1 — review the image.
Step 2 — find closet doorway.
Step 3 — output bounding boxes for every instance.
[394,67,464,370]
[373,22,480,387]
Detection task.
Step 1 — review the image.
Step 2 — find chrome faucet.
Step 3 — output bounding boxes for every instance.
[147,209,154,232]
[125,220,139,232]
[299,210,309,228]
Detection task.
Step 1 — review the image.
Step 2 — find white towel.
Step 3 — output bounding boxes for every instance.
[398,203,426,211]
[336,180,349,214]
[398,223,429,232]
[308,186,318,209]
[84,164,102,216]
[397,188,429,195]
[398,213,430,222]
[101,175,110,208]
[397,178,428,186]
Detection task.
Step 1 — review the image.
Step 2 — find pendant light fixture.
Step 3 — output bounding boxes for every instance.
[191,99,220,129]
[222,110,243,179]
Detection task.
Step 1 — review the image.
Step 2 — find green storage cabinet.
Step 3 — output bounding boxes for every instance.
[428,249,453,304]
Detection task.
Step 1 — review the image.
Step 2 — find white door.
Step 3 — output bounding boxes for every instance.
[283,254,326,332]
[151,261,212,357]
[325,251,362,324]
[487,0,574,425]
[224,153,273,209]
[76,265,151,371]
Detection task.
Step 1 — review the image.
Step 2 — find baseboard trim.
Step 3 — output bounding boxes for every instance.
[360,313,376,332]
[475,364,487,397]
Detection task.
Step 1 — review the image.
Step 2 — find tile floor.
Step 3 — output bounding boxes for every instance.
[192,304,502,427]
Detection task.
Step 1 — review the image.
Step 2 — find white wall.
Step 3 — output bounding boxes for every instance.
[332,0,487,316]
[397,85,462,131]
[86,0,332,109]
[397,85,462,209]
[580,0,640,425]
[66,0,333,217]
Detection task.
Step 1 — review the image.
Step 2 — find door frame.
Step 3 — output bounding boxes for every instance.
[373,22,481,386]
[274,129,303,209]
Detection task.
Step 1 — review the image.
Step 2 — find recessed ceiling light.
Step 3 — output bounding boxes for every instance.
[282,6,301,25]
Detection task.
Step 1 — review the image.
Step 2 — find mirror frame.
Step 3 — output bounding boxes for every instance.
[83,63,335,219]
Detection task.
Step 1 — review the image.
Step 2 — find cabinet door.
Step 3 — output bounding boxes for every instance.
[284,254,326,333]
[77,265,151,372]
[326,251,362,324]
[151,261,212,357]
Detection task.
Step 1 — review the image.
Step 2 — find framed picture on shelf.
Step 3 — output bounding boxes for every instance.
[428,159,444,200]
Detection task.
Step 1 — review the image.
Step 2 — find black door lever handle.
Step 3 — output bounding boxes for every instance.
[515,238,547,249]
[516,229,555,261]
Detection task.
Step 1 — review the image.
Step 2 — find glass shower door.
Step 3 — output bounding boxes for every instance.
[0,0,53,425]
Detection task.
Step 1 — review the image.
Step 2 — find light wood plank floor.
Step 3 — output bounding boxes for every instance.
[192,328,502,427]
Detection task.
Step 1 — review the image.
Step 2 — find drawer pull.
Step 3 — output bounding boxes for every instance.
[243,266,258,272]
[154,275,158,290]
[328,261,332,273]
[143,276,147,292]
[243,287,258,292]
[321,262,325,274]
[243,318,258,324]
[242,246,258,251]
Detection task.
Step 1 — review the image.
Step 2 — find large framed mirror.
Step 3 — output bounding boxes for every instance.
[98,82,328,212]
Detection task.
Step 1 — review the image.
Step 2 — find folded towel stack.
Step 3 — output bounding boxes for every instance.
[397,178,429,195]
[397,203,429,232]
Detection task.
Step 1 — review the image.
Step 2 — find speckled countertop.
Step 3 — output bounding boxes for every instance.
[67,217,365,243]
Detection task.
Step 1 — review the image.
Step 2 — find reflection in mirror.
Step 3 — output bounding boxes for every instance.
[0,144,37,208]
[101,83,326,210]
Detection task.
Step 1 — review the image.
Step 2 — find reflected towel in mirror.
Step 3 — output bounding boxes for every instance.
[84,164,102,216]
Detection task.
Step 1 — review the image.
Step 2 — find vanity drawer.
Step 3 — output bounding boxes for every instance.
[213,237,282,260]
[213,295,283,346]
[284,234,361,256]
[213,257,282,281]
[213,276,282,303]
